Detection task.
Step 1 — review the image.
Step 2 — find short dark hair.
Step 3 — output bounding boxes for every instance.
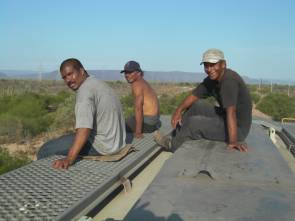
[60,58,85,72]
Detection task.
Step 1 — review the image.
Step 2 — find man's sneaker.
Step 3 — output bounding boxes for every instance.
[153,130,172,151]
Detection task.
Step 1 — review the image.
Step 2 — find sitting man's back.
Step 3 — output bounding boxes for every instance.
[76,75,126,155]
[121,60,161,138]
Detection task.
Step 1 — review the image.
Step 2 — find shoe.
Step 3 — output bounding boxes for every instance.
[153,130,172,151]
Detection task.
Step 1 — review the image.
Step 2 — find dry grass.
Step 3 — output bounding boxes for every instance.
[0,79,69,97]
[1,127,74,160]
[107,81,195,97]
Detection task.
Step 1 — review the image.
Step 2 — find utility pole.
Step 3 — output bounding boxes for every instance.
[270,80,273,93]
[56,65,60,81]
[38,63,43,82]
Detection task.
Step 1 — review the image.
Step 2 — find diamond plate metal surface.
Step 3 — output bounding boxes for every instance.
[0,116,172,221]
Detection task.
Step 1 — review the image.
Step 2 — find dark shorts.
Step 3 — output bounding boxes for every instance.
[125,115,161,133]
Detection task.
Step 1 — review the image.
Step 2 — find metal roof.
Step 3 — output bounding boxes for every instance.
[0,117,171,221]
[125,121,295,221]
[282,123,295,145]
[2,116,295,221]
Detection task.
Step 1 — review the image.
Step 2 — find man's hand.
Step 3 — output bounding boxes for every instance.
[228,142,248,152]
[134,132,143,139]
[52,158,73,169]
[52,128,90,170]
[171,95,198,129]
[171,110,182,129]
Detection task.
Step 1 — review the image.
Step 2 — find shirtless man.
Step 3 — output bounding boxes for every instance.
[121,61,161,138]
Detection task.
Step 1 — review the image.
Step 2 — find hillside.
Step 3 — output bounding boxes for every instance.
[0,69,267,84]
[0,72,7,78]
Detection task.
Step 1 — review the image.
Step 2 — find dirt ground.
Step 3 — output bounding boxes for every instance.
[1,128,71,160]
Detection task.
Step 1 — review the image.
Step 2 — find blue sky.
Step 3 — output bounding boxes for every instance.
[1,0,295,80]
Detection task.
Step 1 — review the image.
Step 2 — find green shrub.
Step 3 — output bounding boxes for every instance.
[0,92,71,142]
[42,91,71,112]
[121,94,134,118]
[251,92,261,104]
[159,94,176,115]
[0,147,31,175]
[0,114,23,143]
[159,92,191,115]
[249,84,259,92]
[50,95,75,131]
[259,86,271,95]
[257,93,295,121]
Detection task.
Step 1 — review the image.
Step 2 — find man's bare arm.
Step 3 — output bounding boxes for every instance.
[171,94,198,128]
[133,85,144,138]
[52,128,91,169]
[226,106,247,152]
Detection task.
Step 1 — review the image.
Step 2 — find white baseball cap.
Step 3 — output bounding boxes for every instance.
[200,48,225,65]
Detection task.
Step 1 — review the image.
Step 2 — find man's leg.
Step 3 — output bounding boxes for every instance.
[37,133,99,160]
[182,100,225,119]
[142,121,161,133]
[142,124,158,133]
[126,116,161,133]
[171,100,226,149]
[37,133,75,159]
[125,116,136,133]
[171,115,226,149]
[142,116,161,133]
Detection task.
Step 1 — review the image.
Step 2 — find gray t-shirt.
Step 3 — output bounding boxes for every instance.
[75,76,126,155]
[192,69,252,136]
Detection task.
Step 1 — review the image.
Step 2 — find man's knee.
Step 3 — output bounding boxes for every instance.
[185,115,227,141]
[37,142,52,160]
[195,100,216,112]
[171,118,204,149]
[184,100,213,118]
[125,116,136,132]
[183,115,220,137]
[36,134,74,160]
[183,115,205,127]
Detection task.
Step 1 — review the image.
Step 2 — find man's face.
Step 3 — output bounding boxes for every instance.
[204,61,226,81]
[124,71,140,84]
[61,65,85,91]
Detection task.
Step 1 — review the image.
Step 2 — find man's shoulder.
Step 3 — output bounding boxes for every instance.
[132,79,147,90]
[78,76,114,99]
[134,78,149,85]
[82,76,112,90]
[84,76,103,86]
[222,69,244,83]
[224,69,241,80]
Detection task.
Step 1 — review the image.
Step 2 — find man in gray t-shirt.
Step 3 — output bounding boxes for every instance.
[37,58,126,169]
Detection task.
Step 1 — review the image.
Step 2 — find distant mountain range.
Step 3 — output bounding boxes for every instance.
[0,72,7,78]
[0,69,289,85]
[0,69,208,82]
